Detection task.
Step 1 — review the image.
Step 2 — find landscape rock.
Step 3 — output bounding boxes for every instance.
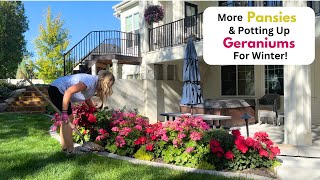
[0,103,8,112]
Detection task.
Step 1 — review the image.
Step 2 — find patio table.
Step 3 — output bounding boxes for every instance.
[159,112,231,128]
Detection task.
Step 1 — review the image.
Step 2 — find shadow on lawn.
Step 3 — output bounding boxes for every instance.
[1,152,73,179]
[0,113,50,140]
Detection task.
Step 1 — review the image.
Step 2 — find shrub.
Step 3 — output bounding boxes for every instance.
[134,146,153,161]
[227,130,281,171]
[204,129,235,151]
[105,110,149,156]
[149,116,211,168]
[197,161,216,170]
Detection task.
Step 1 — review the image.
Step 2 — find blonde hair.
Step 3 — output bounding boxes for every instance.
[96,70,115,101]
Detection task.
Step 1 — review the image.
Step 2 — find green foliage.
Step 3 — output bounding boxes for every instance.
[72,127,90,144]
[228,148,273,171]
[271,159,282,170]
[0,81,16,99]
[16,55,36,79]
[204,129,235,151]
[133,146,153,161]
[0,1,29,78]
[197,161,216,170]
[34,7,69,83]
[95,107,113,130]
[160,143,211,168]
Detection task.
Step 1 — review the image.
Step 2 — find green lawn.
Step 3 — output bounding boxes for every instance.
[0,113,244,180]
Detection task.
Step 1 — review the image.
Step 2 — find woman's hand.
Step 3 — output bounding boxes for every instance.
[61,111,69,123]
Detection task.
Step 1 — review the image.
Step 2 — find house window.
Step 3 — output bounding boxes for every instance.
[265,65,284,95]
[185,2,198,28]
[221,65,255,96]
[308,1,320,16]
[125,13,139,48]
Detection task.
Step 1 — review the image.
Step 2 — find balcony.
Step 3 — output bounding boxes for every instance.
[148,13,203,51]
[64,30,141,75]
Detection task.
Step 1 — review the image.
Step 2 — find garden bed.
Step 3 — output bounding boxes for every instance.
[51,103,281,179]
[1,113,241,180]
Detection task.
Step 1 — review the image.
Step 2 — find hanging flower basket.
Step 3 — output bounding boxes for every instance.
[144,4,164,25]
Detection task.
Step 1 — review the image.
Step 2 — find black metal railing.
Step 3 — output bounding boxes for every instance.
[148,12,203,51]
[64,30,140,75]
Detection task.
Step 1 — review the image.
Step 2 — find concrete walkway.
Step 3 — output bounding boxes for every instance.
[276,156,320,180]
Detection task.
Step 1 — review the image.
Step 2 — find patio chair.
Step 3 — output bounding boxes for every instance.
[258,94,280,125]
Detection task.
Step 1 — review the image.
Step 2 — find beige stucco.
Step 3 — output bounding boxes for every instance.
[105,79,182,123]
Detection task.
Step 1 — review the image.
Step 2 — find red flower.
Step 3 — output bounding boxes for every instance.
[210,139,221,147]
[259,149,269,157]
[232,129,241,138]
[225,151,234,160]
[245,137,255,147]
[271,146,281,156]
[146,144,153,151]
[88,107,96,113]
[146,128,154,134]
[134,136,147,145]
[98,128,108,135]
[87,114,97,123]
[235,138,248,153]
[151,135,157,141]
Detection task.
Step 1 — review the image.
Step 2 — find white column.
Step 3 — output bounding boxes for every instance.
[118,64,123,79]
[284,65,312,145]
[139,0,149,80]
[112,59,118,79]
[283,0,312,145]
[163,64,168,80]
[91,64,97,75]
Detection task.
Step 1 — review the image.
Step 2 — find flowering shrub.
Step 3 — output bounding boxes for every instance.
[104,110,149,156]
[69,106,281,172]
[228,130,281,171]
[149,116,211,168]
[204,129,235,170]
[144,4,164,25]
[71,103,102,143]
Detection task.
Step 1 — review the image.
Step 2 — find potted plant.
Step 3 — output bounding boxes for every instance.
[144,4,164,25]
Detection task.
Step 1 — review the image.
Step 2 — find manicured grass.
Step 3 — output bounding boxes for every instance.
[0,113,244,180]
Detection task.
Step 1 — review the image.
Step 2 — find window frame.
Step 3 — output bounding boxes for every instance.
[125,12,139,48]
[221,65,255,96]
[265,65,284,95]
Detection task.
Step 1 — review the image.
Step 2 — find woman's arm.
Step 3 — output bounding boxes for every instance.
[85,98,96,108]
[62,82,87,111]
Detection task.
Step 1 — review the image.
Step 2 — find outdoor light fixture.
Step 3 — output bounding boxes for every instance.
[240,113,252,137]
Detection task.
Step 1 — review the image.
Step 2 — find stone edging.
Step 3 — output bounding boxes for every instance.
[45,113,275,180]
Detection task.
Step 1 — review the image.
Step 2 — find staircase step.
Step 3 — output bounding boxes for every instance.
[17,96,46,101]
[10,101,47,106]
[6,106,46,112]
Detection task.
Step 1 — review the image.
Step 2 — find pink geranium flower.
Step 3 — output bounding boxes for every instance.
[185,147,194,153]
[190,131,202,141]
